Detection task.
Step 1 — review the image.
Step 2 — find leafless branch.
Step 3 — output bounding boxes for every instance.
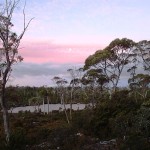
[23,0,26,30]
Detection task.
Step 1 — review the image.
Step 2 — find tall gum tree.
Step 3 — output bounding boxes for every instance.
[84,38,136,93]
[52,76,70,124]
[82,68,109,105]
[0,0,33,143]
[136,40,150,73]
[67,67,82,120]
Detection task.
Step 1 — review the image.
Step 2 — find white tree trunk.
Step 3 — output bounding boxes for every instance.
[62,95,70,124]
[47,97,50,114]
[43,98,45,115]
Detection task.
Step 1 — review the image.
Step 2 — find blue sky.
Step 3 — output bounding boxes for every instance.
[13,0,150,44]
[2,0,150,86]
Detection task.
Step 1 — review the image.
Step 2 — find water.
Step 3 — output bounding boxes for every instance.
[9,103,89,113]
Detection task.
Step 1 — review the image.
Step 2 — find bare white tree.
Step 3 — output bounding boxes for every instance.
[0,0,33,143]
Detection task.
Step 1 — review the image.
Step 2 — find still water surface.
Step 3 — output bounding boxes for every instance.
[9,103,88,113]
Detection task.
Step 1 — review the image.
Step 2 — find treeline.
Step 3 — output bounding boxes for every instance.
[5,86,57,108]
[5,84,98,108]
[6,38,150,109]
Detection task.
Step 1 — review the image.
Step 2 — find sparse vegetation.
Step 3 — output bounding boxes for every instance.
[0,1,149,149]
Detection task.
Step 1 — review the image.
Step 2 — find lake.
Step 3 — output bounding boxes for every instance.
[9,103,90,113]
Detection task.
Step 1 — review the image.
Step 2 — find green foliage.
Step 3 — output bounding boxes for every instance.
[1,37,150,149]
[120,134,150,150]
[72,109,94,135]
[8,128,27,150]
[84,49,111,70]
[106,38,135,50]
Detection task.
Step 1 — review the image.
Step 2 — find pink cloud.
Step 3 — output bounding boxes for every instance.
[19,41,103,64]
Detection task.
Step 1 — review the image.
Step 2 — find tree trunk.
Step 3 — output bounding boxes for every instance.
[62,95,70,124]
[43,98,45,115]
[70,88,73,120]
[47,97,50,114]
[0,94,10,143]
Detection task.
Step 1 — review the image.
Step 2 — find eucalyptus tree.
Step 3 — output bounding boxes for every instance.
[67,67,83,119]
[28,96,41,112]
[52,76,70,124]
[136,40,150,72]
[127,40,150,101]
[127,65,139,102]
[82,69,100,106]
[46,87,54,114]
[128,74,150,100]
[39,87,48,114]
[84,38,135,93]
[82,68,109,105]
[0,0,33,142]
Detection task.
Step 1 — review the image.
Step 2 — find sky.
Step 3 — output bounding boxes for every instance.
[3,0,150,87]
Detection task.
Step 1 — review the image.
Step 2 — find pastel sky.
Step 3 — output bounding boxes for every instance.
[4,0,150,86]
